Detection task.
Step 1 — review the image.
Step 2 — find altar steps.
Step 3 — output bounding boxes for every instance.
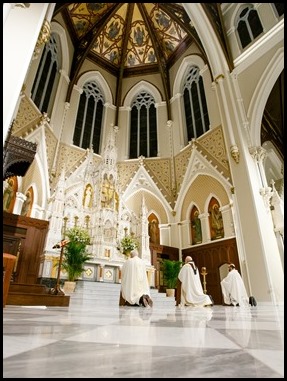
[70,280,176,308]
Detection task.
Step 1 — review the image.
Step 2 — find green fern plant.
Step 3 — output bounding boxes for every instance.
[162,259,183,289]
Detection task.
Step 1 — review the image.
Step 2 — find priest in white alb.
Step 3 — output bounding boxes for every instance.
[119,249,153,307]
[220,263,249,306]
[177,256,213,307]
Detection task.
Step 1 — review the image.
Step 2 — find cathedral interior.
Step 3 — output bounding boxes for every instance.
[3,3,284,378]
[3,3,284,306]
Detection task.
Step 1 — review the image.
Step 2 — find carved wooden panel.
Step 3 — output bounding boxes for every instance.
[3,120,37,180]
[3,212,49,284]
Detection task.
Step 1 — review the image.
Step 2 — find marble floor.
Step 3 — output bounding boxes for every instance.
[3,297,284,378]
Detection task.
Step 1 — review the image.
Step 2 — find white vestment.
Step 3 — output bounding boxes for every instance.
[221,269,249,306]
[178,262,213,307]
[121,256,150,305]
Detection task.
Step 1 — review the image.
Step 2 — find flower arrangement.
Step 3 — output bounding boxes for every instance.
[120,235,139,254]
[65,226,91,245]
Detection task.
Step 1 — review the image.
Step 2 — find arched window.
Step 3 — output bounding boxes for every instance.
[273,3,284,18]
[31,33,60,115]
[237,6,263,49]
[73,81,104,153]
[130,91,157,159]
[183,65,210,141]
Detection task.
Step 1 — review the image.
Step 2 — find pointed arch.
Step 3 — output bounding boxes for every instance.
[248,48,284,147]
[123,80,163,107]
[76,71,113,104]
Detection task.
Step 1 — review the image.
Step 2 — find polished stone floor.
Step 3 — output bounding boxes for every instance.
[3,297,284,378]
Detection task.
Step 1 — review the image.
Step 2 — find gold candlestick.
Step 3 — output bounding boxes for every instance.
[200,266,208,294]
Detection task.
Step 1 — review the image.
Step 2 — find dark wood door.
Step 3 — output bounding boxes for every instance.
[150,244,179,292]
[182,238,240,305]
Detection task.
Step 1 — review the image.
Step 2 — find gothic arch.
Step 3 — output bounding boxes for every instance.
[51,21,70,74]
[123,80,163,107]
[173,54,210,95]
[183,3,229,78]
[75,71,113,105]
[248,48,284,148]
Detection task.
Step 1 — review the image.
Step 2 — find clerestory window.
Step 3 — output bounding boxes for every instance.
[237,6,263,49]
[183,66,210,142]
[73,81,104,153]
[31,33,60,116]
[129,91,157,159]
[273,3,284,18]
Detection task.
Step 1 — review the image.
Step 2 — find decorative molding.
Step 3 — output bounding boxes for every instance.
[230,145,240,164]
[259,186,273,210]
[249,146,266,162]
[33,19,51,60]
[3,133,37,180]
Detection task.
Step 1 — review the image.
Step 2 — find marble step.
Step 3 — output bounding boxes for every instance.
[70,280,176,307]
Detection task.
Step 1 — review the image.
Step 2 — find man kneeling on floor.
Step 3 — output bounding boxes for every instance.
[119,249,153,307]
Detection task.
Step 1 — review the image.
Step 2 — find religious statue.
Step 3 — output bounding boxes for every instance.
[21,189,32,217]
[83,184,93,208]
[101,174,115,208]
[210,203,224,239]
[191,210,202,244]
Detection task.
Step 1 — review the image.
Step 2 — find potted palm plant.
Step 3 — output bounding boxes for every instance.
[162,259,183,297]
[61,226,92,293]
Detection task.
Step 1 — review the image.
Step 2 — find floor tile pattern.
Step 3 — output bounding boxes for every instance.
[3,293,284,378]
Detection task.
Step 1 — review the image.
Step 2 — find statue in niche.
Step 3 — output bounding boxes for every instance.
[21,189,32,217]
[3,177,16,212]
[101,174,115,209]
[149,219,159,244]
[191,210,202,244]
[210,203,224,239]
[83,184,93,208]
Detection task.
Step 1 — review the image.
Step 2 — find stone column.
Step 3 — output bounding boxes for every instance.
[199,212,210,243]
[13,192,26,215]
[3,3,51,143]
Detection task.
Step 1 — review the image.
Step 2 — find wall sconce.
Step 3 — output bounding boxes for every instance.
[230,145,240,164]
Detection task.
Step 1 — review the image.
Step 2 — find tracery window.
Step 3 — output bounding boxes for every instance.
[273,3,284,18]
[129,91,157,159]
[73,81,104,153]
[31,33,60,115]
[236,6,263,49]
[183,66,210,142]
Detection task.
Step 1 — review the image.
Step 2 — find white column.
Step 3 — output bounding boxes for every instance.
[3,3,50,144]
[221,204,234,238]
[13,192,26,215]
[32,205,45,220]
[199,212,210,243]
